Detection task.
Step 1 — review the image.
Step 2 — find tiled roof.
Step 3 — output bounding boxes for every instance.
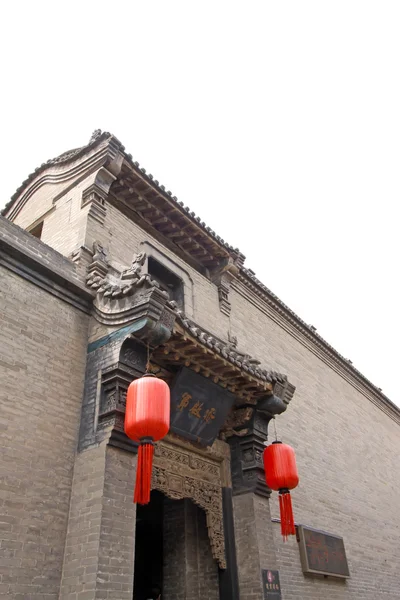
[1,130,111,217]
[3,129,399,420]
[118,155,243,258]
[239,268,399,420]
[172,307,287,385]
[2,130,244,260]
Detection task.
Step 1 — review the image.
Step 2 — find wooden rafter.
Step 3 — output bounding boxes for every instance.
[151,328,274,402]
[111,168,233,272]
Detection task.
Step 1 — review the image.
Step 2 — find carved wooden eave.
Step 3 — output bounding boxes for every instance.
[3,129,245,276]
[152,322,286,404]
[151,436,229,569]
[86,248,291,405]
[5,128,398,427]
[109,162,245,274]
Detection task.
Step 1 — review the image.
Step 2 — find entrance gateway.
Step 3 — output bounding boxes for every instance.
[76,248,295,600]
[133,431,230,600]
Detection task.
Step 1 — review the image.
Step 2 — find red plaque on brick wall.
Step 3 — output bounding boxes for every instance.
[298,526,350,578]
[262,570,282,599]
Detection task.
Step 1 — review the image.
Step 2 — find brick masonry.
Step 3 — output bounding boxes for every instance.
[59,443,137,600]
[0,264,89,599]
[85,198,400,599]
[229,287,400,599]
[0,216,88,288]
[232,493,278,599]
[96,445,137,600]
[1,135,400,600]
[6,136,114,263]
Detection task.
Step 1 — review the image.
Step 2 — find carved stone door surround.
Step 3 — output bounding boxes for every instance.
[151,434,231,569]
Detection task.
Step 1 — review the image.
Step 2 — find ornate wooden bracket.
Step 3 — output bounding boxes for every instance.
[211,258,240,317]
[222,382,295,498]
[151,440,227,569]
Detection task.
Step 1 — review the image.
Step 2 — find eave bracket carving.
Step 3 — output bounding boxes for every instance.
[151,440,227,570]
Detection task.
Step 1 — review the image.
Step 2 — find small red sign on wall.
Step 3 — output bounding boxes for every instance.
[262,570,282,599]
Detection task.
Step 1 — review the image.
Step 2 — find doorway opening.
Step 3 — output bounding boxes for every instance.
[133,491,164,600]
[133,490,221,600]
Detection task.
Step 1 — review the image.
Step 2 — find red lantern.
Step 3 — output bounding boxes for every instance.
[125,374,170,505]
[263,441,299,540]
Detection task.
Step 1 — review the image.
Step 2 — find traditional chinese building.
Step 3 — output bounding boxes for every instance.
[1,130,399,600]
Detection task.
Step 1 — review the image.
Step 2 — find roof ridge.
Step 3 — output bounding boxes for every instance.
[3,129,244,259]
[119,150,244,257]
[1,130,113,217]
[239,268,400,417]
[171,306,287,384]
[3,130,398,415]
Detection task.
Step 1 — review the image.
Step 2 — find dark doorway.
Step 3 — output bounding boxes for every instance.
[133,491,164,600]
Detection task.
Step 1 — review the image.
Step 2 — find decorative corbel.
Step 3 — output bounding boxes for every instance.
[224,380,296,498]
[272,379,296,409]
[81,136,124,224]
[85,250,176,343]
[81,183,108,224]
[212,258,239,317]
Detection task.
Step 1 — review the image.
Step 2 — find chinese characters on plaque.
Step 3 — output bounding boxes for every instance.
[169,367,236,446]
[297,526,350,578]
[262,570,282,600]
[177,392,216,423]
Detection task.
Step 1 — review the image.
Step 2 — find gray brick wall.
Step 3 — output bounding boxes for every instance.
[96,446,137,600]
[7,139,111,263]
[232,493,278,599]
[230,286,400,600]
[0,265,89,599]
[59,444,137,600]
[0,215,86,288]
[59,444,107,600]
[3,147,400,600]
[9,175,94,261]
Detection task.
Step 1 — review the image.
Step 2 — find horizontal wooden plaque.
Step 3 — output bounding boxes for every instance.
[170,367,236,446]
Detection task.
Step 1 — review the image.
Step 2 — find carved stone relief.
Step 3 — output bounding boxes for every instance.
[222,406,254,439]
[97,357,147,441]
[152,440,227,569]
[85,250,176,339]
[86,241,109,282]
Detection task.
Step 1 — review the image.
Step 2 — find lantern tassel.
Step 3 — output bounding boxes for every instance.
[279,490,296,540]
[134,439,154,505]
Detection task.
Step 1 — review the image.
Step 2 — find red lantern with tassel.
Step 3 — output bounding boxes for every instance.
[125,374,170,505]
[263,441,299,540]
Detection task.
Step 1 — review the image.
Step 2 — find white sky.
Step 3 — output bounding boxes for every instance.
[1,1,399,405]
